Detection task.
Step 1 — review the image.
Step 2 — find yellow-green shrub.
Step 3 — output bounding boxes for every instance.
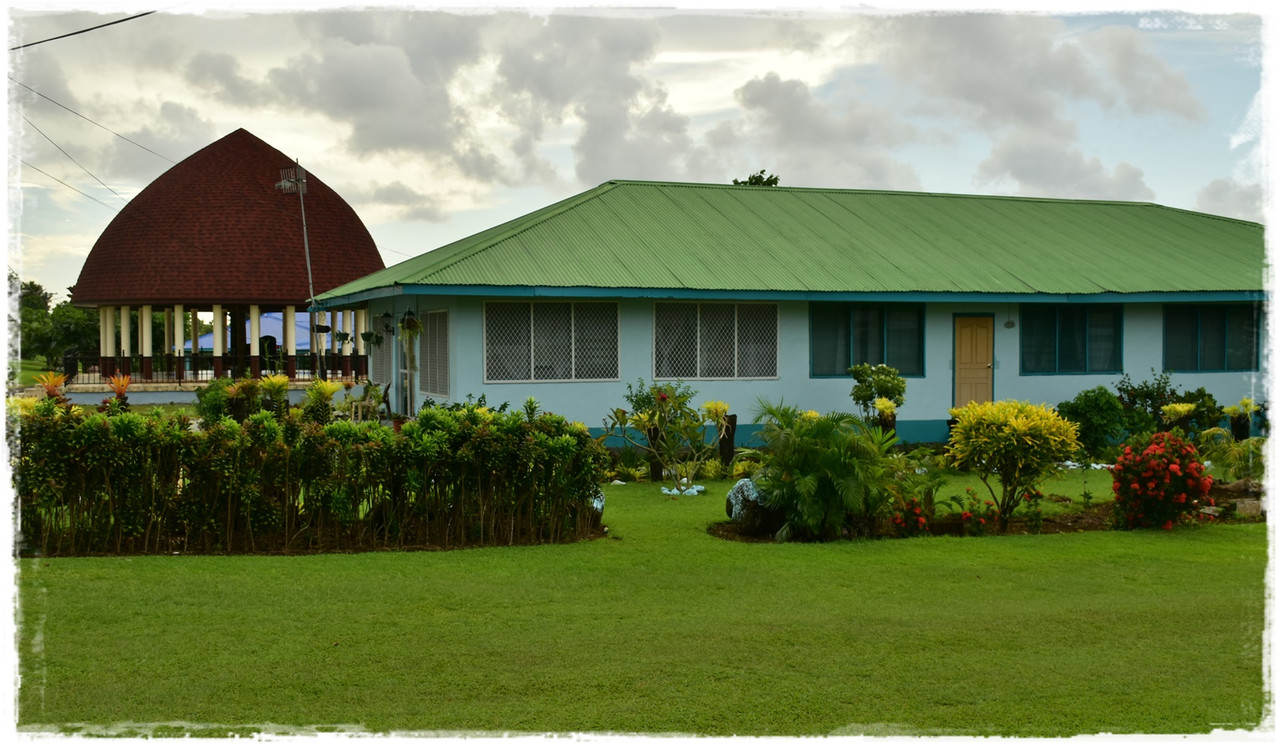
[946,400,1080,532]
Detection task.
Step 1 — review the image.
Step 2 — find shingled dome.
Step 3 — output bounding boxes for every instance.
[69,128,386,384]
[73,128,383,306]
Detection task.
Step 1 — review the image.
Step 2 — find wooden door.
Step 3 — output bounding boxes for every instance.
[954,316,994,406]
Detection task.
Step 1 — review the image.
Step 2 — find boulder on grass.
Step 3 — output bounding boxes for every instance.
[725,478,785,537]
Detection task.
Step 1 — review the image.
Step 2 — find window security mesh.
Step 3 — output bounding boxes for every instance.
[419,310,448,398]
[654,302,777,379]
[484,302,618,382]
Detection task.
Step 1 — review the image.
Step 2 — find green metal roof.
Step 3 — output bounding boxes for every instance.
[320,180,1266,302]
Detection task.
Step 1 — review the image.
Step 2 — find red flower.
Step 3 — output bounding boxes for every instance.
[1112,482,1121,492]
[961,511,973,520]
[1168,463,1182,476]
[916,516,926,525]
[1162,520,1173,531]
[979,518,986,525]
[913,507,922,515]
[657,392,668,401]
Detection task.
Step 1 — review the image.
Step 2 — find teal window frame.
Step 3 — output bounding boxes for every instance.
[1019,303,1123,375]
[809,302,925,378]
[1163,303,1261,372]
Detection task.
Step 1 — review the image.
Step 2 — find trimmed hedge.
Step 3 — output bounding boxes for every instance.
[13,398,609,556]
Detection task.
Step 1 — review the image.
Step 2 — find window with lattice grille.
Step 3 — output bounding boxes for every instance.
[418,310,449,398]
[654,302,777,379]
[484,302,618,382]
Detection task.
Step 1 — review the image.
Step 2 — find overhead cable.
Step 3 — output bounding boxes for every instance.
[9,11,157,51]
[10,77,176,165]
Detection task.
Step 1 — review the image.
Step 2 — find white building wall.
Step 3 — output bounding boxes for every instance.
[369,296,1265,442]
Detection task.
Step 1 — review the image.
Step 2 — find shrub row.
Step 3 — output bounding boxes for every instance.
[13,398,609,556]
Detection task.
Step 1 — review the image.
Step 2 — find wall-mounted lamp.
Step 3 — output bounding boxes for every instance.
[380,311,395,335]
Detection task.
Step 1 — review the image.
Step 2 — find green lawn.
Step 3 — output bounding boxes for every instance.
[16,480,1268,737]
[9,358,47,388]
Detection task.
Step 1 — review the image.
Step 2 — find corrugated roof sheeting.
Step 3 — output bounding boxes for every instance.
[320,180,1265,300]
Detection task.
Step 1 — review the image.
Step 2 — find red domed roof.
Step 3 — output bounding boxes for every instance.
[72,128,385,307]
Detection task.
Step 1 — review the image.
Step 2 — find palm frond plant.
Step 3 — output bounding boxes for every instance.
[1197,427,1265,482]
[740,401,899,541]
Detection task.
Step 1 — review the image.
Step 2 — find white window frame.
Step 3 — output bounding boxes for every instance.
[482,301,621,383]
[652,301,779,380]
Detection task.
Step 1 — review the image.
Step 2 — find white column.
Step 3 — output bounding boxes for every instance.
[212,304,225,357]
[343,310,355,354]
[103,306,117,358]
[284,306,297,355]
[174,305,185,358]
[140,305,152,359]
[99,307,109,357]
[120,305,132,358]
[354,309,366,355]
[249,305,261,357]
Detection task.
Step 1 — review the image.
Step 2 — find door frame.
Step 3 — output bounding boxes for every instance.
[952,313,995,407]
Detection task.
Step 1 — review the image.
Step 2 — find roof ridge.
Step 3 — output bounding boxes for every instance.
[395,181,624,282]
[605,179,1263,224]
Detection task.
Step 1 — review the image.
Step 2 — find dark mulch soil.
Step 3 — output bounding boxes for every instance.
[708,486,1264,542]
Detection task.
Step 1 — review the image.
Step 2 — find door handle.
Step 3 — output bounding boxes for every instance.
[987,363,993,369]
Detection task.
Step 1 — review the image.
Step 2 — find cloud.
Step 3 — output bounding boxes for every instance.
[729,72,921,190]
[976,128,1155,202]
[184,52,268,108]
[1081,26,1204,121]
[1195,179,1263,222]
[368,181,446,222]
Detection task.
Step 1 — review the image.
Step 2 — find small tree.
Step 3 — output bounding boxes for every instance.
[946,400,1081,533]
[603,380,728,495]
[848,363,906,422]
[732,170,780,186]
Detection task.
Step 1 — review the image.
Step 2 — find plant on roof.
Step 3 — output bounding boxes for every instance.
[731,169,780,186]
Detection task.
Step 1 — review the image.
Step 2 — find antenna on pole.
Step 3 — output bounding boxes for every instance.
[276,159,319,377]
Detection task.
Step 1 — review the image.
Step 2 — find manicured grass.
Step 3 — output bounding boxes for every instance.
[9,358,47,388]
[17,480,1268,736]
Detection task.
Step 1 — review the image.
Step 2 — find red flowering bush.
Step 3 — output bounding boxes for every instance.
[1110,431,1214,530]
[890,495,930,538]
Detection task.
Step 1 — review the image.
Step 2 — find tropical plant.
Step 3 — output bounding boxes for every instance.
[302,379,344,425]
[946,400,1081,533]
[1115,369,1178,437]
[1196,427,1265,482]
[258,374,291,419]
[603,381,728,494]
[1056,386,1125,462]
[740,401,899,541]
[34,370,68,401]
[1223,398,1261,440]
[849,363,906,422]
[1111,430,1214,530]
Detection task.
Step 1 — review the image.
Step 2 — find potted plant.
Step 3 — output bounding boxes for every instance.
[1224,398,1260,441]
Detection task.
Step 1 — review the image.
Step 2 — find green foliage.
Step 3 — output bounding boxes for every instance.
[1114,369,1177,437]
[740,401,899,541]
[194,377,233,423]
[1196,427,1265,482]
[848,363,906,422]
[1169,387,1223,437]
[731,169,780,186]
[1056,386,1124,462]
[1110,431,1214,530]
[15,397,609,556]
[604,380,728,494]
[946,400,1081,533]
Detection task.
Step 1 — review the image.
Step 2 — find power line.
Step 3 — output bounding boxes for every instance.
[9,77,176,165]
[22,115,131,206]
[15,157,121,213]
[9,11,157,51]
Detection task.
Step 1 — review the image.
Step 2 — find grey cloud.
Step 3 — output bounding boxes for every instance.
[1195,178,1263,222]
[268,40,461,156]
[1082,27,1204,120]
[369,180,445,222]
[185,52,266,107]
[730,72,920,190]
[867,14,1101,132]
[976,129,1154,202]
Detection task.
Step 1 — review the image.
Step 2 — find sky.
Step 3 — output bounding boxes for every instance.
[3,1,1271,304]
